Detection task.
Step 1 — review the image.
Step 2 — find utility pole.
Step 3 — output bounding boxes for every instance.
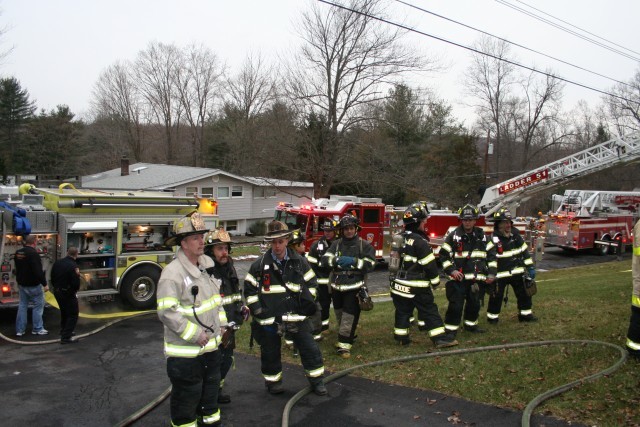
[483,130,491,184]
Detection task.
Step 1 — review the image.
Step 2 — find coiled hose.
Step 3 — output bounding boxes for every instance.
[282,339,628,427]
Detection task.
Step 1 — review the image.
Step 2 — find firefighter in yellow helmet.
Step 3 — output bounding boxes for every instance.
[625,218,640,359]
[485,208,537,324]
[439,204,496,338]
[157,212,227,426]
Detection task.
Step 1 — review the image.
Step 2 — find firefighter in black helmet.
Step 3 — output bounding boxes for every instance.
[439,204,496,337]
[486,208,537,323]
[391,202,458,348]
[307,219,339,335]
[321,214,376,358]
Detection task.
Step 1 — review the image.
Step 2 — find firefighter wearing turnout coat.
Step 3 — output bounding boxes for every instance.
[204,228,249,405]
[625,218,640,359]
[306,219,339,334]
[439,204,496,337]
[391,202,458,348]
[486,208,538,324]
[244,221,327,396]
[157,212,227,427]
[321,214,376,359]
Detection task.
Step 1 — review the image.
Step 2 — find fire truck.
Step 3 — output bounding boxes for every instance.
[0,184,218,309]
[545,190,639,254]
[478,131,640,254]
[274,195,389,263]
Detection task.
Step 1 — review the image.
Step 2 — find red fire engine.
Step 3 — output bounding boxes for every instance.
[545,190,639,254]
[274,195,389,263]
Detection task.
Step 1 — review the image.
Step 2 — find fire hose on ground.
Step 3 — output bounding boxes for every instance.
[1,300,629,427]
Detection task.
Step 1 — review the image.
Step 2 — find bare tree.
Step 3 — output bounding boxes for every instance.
[225,52,276,121]
[464,36,517,178]
[134,42,182,164]
[91,62,147,161]
[605,68,640,135]
[174,44,225,167]
[284,0,430,197]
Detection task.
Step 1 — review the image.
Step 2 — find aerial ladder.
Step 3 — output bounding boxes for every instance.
[478,131,640,216]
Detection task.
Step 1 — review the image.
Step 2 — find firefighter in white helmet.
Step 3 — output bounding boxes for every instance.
[486,208,537,324]
[391,202,458,348]
[625,218,640,359]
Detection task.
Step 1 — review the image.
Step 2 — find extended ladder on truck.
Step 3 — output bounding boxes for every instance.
[478,131,640,216]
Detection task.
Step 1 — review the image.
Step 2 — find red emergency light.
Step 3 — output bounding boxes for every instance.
[1,284,10,295]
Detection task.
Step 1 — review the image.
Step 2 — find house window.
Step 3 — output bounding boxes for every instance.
[231,185,243,198]
[225,221,238,232]
[186,186,198,197]
[266,188,276,197]
[254,187,276,198]
[217,187,229,198]
[254,187,265,198]
[201,187,214,198]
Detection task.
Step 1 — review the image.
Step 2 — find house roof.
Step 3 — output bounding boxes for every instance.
[81,163,313,190]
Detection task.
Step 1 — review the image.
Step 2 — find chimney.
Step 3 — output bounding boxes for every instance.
[121,156,129,176]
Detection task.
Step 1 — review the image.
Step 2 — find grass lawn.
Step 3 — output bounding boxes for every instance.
[235,260,640,426]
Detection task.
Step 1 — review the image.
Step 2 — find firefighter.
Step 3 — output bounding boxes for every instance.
[307,219,339,334]
[625,218,640,359]
[204,228,248,404]
[439,204,496,337]
[391,202,458,348]
[157,212,227,427]
[244,221,327,396]
[321,214,376,358]
[485,208,538,323]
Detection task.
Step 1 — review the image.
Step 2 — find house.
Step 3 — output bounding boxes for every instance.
[81,159,314,235]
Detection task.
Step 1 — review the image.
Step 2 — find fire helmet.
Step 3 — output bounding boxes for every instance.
[339,214,360,230]
[458,204,479,220]
[491,207,513,223]
[321,218,339,231]
[402,202,429,225]
[288,229,305,246]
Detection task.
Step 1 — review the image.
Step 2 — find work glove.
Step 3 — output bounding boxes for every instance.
[470,283,479,294]
[337,256,356,269]
[527,267,536,280]
[240,305,251,322]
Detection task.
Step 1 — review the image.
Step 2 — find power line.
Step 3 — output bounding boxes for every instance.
[496,0,640,62]
[514,0,640,57]
[393,0,633,89]
[316,0,640,107]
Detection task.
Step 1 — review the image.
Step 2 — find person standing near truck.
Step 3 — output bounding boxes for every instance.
[50,246,81,344]
[625,218,640,360]
[14,234,49,336]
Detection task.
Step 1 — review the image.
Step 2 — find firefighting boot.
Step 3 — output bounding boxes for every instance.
[432,334,459,349]
[265,380,284,394]
[518,314,538,322]
[464,325,486,333]
[217,387,231,404]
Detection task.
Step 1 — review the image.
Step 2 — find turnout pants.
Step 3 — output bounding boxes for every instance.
[444,280,482,335]
[627,305,640,356]
[487,275,533,320]
[53,290,79,340]
[166,350,221,426]
[331,288,361,348]
[317,284,332,331]
[392,290,445,342]
[220,336,235,386]
[252,319,324,386]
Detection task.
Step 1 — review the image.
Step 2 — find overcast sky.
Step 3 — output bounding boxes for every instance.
[1,0,639,125]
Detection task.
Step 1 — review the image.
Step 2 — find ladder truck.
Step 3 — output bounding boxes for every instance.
[477,131,640,254]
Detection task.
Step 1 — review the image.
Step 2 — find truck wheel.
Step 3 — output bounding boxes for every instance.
[595,236,611,256]
[120,266,160,310]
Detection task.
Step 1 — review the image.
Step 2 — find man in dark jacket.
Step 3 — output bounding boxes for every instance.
[14,234,49,336]
[321,214,376,359]
[391,202,458,348]
[439,205,496,338]
[486,208,537,324]
[307,219,338,334]
[204,228,248,404]
[51,246,81,344]
[244,221,327,396]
